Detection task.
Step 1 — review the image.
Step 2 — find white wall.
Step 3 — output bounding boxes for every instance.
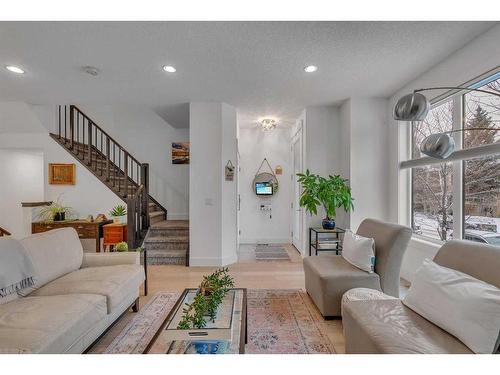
[0,103,124,229]
[189,102,238,266]
[339,100,351,229]
[0,132,124,225]
[0,149,44,238]
[221,104,238,262]
[387,24,500,282]
[349,97,390,230]
[32,104,190,219]
[238,126,292,244]
[294,100,390,255]
[303,105,344,228]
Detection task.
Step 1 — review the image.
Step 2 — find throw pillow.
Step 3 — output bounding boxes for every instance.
[342,230,375,273]
[403,258,500,354]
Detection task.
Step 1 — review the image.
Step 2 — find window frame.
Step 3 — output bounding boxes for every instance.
[407,67,500,244]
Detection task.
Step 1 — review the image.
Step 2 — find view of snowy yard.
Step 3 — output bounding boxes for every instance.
[411,76,500,246]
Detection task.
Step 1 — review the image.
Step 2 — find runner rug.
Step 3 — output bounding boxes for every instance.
[254,244,291,261]
[100,289,335,354]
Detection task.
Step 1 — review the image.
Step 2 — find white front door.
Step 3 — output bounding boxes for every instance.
[291,125,304,254]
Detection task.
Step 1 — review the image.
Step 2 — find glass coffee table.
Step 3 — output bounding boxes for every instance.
[144,288,247,354]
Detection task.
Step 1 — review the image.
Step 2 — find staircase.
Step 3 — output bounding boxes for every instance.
[143,220,190,265]
[51,105,188,265]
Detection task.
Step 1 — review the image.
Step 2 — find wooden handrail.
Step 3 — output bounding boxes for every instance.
[0,227,11,236]
[70,105,142,166]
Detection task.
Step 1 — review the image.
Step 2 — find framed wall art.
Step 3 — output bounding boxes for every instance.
[172,142,190,164]
[48,163,76,185]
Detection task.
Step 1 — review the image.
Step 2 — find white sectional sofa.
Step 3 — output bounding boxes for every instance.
[0,228,145,353]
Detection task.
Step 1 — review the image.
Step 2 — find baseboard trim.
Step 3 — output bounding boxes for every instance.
[239,238,291,245]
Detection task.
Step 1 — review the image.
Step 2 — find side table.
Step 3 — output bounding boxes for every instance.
[103,223,128,251]
[309,227,345,256]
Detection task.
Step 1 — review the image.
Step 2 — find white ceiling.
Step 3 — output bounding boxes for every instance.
[0,21,496,128]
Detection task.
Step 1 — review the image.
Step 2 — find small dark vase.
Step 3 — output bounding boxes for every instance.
[54,212,65,221]
[322,218,335,230]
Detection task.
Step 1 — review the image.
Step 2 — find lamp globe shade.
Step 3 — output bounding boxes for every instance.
[420,133,455,159]
[393,92,431,121]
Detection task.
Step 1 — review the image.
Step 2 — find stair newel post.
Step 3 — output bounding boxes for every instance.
[69,105,75,150]
[87,121,92,166]
[124,153,129,198]
[126,196,135,248]
[105,137,110,182]
[141,163,150,229]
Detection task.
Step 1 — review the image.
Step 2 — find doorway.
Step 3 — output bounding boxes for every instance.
[291,123,304,254]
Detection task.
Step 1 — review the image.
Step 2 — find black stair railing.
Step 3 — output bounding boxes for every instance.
[56,105,150,248]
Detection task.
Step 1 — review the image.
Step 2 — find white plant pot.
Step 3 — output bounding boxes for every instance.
[113,215,127,224]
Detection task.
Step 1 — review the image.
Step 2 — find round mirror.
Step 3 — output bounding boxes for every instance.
[253,172,279,195]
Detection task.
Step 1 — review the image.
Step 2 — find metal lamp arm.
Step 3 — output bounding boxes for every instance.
[443,127,500,135]
[413,87,500,98]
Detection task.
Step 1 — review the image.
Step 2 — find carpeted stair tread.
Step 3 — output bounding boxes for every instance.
[144,235,189,243]
[150,220,188,228]
[149,211,165,218]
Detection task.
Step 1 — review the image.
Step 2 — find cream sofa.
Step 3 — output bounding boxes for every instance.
[341,240,500,354]
[0,228,145,354]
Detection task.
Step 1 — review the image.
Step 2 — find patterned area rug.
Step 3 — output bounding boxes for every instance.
[247,289,335,353]
[254,244,291,261]
[103,292,180,354]
[100,289,335,354]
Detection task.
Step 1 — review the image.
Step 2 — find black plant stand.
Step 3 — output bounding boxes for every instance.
[309,227,345,256]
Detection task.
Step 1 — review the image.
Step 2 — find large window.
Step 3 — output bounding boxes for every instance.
[408,71,500,245]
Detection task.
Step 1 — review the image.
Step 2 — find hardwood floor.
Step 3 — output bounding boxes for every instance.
[91,244,346,353]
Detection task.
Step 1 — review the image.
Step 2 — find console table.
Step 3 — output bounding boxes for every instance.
[32,219,112,252]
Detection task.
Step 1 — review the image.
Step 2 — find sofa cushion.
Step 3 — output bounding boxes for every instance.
[29,264,144,313]
[303,255,381,316]
[20,228,83,292]
[0,294,106,353]
[341,298,472,353]
[305,255,381,292]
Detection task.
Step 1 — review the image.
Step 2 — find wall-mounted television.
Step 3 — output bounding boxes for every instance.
[255,182,273,196]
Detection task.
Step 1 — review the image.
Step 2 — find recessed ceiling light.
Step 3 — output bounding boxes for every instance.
[163,65,176,73]
[83,66,100,76]
[5,65,25,74]
[304,65,318,73]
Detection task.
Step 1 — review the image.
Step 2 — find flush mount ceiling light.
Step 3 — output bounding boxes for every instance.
[304,65,318,73]
[260,118,277,131]
[163,65,177,73]
[83,66,100,76]
[394,86,500,159]
[5,65,25,74]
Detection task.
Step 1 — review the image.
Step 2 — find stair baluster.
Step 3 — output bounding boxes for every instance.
[51,105,167,250]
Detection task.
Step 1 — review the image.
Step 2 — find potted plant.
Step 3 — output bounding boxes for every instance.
[37,197,74,222]
[109,205,127,224]
[177,268,234,330]
[113,241,128,252]
[297,169,354,230]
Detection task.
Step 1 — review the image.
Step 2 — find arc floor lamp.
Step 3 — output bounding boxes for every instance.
[393,86,500,159]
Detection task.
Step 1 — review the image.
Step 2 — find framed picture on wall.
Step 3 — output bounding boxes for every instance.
[172,142,190,164]
[48,163,76,185]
